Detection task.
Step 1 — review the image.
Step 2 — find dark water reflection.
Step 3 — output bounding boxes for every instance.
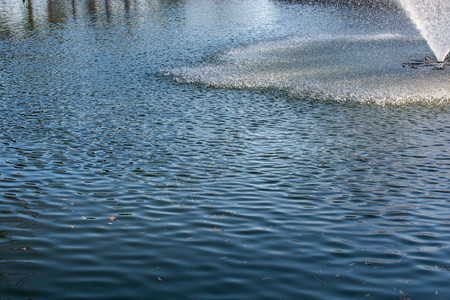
[1,0,450,299]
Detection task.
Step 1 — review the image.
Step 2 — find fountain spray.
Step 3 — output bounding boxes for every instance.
[397,0,449,69]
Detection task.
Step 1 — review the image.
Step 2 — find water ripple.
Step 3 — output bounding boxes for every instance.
[1,0,450,299]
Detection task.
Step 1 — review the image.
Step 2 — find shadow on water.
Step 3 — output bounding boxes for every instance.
[0,0,185,37]
[0,165,53,295]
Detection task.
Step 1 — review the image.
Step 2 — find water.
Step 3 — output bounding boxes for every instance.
[169,33,449,104]
[1,0,450,299]
[397,0,450,62]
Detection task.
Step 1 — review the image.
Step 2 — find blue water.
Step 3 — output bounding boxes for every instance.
[1,0,450,299]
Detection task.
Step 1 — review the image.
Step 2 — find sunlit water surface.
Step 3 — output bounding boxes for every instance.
[1,0,450,299]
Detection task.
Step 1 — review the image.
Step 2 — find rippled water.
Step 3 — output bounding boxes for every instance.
[1,0,450,299]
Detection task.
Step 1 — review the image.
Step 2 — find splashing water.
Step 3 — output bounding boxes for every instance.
[397,0,450,62]
[168,34,450,105]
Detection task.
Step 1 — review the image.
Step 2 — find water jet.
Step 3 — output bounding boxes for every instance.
[397,0,450,64]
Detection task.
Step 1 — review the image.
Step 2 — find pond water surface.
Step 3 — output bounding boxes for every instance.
[1,0,450,299]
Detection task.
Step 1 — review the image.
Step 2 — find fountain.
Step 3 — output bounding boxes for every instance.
[168,1,450,105]
[397,0,450,69]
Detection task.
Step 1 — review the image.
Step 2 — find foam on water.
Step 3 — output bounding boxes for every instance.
[169,34,450,105]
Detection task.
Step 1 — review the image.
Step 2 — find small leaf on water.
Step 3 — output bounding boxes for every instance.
[364,260,373,266]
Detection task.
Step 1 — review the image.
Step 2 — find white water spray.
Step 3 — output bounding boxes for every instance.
[397,0,450,62]
[168,3,450,104]
[169,34,450,105]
